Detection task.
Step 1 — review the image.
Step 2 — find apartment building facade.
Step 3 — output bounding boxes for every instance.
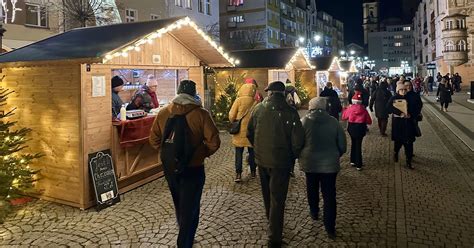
[219,0,344,56]
[413,0,472,82]
[368,23,414,75]
[1,0,59,50]
[316,11,344,56]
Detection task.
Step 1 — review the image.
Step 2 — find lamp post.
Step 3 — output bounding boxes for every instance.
[299,34,322,58]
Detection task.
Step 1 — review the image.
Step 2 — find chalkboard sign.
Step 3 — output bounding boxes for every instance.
[88,149,120,211]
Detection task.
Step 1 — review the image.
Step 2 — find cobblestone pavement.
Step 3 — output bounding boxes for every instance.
[1,108,473,247]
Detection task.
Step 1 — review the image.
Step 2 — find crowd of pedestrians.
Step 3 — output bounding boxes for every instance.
[148,72,438,247]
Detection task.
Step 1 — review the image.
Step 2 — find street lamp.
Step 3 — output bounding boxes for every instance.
[364,56,368,60]
[298,36,305,44]
[340,51,345,56]
[314,35,321,42]
[350,50,356,55]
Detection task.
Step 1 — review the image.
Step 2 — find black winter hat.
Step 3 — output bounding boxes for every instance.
[177,80,197,96]
[111,76,124,88]
[264,81,285,92]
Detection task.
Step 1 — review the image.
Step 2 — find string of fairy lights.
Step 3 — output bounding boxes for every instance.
[285,48,316,70]
[102,17,240,66]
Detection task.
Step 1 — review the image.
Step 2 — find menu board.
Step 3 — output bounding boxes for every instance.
[88,149,120,211]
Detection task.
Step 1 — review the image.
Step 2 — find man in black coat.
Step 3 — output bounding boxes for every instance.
[348,79,369,107]
[320,82,342,120]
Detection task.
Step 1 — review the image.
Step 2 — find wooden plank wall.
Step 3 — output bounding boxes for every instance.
[0,64,82,207]
[189,67,204,98]
[106,33,200,67]
[80,64,114,208]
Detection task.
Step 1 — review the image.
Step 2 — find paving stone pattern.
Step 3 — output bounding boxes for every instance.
[0,108,473,247]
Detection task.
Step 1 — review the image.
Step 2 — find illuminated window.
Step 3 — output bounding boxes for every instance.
[394,42,402,47]
[403,26,411,31]
[229,15,244,23]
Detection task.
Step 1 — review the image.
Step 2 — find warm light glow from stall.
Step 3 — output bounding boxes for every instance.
[102,17,236,67]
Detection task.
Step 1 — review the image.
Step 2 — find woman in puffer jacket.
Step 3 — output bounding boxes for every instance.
[229,83,257,182]
[342,91,372,171]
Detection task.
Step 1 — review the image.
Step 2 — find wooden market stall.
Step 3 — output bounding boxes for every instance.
[0,17,235,209]
[312,56,344,96]
[214,48,315,100]
[338,59,359,98]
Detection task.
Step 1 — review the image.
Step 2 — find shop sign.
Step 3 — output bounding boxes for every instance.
[89,149,120,211]
[426,63,436,70]
[92,75,106,97]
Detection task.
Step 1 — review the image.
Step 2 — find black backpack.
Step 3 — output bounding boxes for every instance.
[160,111,195,174]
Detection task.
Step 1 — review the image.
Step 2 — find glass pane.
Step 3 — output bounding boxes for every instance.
[40,8,47,27]
[26,5,39,26]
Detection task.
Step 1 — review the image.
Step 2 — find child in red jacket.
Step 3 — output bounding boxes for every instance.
[342,91,373,171]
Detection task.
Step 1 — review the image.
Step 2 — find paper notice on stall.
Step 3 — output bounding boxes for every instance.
[92,76,106,97]
[393,99,408,115]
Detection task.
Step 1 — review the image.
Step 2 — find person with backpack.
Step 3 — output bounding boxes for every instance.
[247,81,305,248]
[320,82,342,120]
[149,80,220,248]
[342,92,372,171]
[229,83,257,182]
[284,80,301,109]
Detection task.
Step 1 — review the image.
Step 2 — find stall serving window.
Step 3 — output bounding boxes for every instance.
[113,68,189,107]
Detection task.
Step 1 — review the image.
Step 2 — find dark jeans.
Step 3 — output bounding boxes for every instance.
[235,147,255,173]
[163,165,205,248]
[305,172,338,233]
[377,118,388,135]
[440,102,449,109]
[395,141,413,162]
[259,166,291,245]
[350,136,364,168]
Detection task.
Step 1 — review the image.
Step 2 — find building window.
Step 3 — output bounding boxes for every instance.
[394,42,402,47]
[445,40,455,51]
[229,0,243,6]
[229,15,244,23]
[175,0,182,7]
[198,0,204,13]
[205,0,211,15]
[446,21,452,30]
[125,9,137,22]
[25,4,48,27]
[184,0,192,9]
[150,14,160,20]
[458,40,467,51]
[403,26,411,31]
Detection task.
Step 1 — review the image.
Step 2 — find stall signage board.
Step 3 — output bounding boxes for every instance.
[88,149,120,211]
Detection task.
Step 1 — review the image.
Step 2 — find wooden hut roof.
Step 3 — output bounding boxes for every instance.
[311,56,340,72]
[229,48,313,70]
[0,17,235,67]
[339,60,358,73]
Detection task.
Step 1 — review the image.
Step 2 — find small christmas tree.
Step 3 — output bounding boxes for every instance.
[211,72,244,127]
[0,82,42,223]
[294,76,310,107]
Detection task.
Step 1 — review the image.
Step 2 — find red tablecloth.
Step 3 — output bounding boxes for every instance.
[113,116,156,148]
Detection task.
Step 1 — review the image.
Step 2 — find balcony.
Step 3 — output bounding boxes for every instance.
[227,22,237,28]
[443,50,468,66]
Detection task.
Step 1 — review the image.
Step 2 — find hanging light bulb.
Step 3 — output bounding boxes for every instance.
[134,46,141,52]
[121,52,128,57]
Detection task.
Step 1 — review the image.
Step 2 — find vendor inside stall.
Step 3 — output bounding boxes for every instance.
[112,76,125,119]
[127,75,159,112]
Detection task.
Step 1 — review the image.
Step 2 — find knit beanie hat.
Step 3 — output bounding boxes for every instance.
[177,80,197,96]
[111,76,124,88]
[309,97,328,111]
[352,91,363,104]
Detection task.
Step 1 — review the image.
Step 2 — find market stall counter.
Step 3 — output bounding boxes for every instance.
[112,115,160,193]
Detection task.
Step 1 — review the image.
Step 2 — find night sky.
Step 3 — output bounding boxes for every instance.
[316,0,409,46]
